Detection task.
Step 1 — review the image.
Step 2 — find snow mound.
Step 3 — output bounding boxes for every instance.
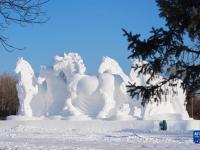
[14,53,191,120]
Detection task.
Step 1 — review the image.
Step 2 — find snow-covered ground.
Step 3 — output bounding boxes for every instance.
[0,120,199,150]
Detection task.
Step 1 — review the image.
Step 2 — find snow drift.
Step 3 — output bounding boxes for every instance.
[15,52,190,120]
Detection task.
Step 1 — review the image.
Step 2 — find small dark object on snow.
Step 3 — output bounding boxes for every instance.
[159,120,167,131]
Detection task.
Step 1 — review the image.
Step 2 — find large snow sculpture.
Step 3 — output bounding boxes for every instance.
[15,58,38,117]
[14,53,190,120]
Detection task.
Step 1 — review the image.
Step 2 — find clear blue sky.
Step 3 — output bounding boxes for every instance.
[0,0,164,75]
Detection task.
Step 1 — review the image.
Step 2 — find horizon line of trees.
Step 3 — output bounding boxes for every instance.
[0,73,19,119]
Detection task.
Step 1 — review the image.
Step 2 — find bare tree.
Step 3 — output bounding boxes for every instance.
[0,0,49,51]
[0,73,19,119]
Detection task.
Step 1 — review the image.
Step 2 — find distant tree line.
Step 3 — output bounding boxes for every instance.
[0,74,19,119]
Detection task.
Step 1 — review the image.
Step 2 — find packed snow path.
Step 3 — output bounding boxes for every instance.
[0,120,199,150]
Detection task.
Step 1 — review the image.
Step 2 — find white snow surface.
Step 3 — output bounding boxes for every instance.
[15,52,190,120]
[0,120,199,150]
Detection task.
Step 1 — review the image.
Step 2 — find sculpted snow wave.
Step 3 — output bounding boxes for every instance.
[15,52,190,120]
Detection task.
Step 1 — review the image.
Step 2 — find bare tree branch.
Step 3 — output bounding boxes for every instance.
[0,0,49,51]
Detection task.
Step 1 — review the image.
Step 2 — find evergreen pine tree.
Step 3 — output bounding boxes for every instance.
[123,0,200,106]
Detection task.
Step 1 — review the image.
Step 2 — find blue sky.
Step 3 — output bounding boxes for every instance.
[0,0,164,75]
